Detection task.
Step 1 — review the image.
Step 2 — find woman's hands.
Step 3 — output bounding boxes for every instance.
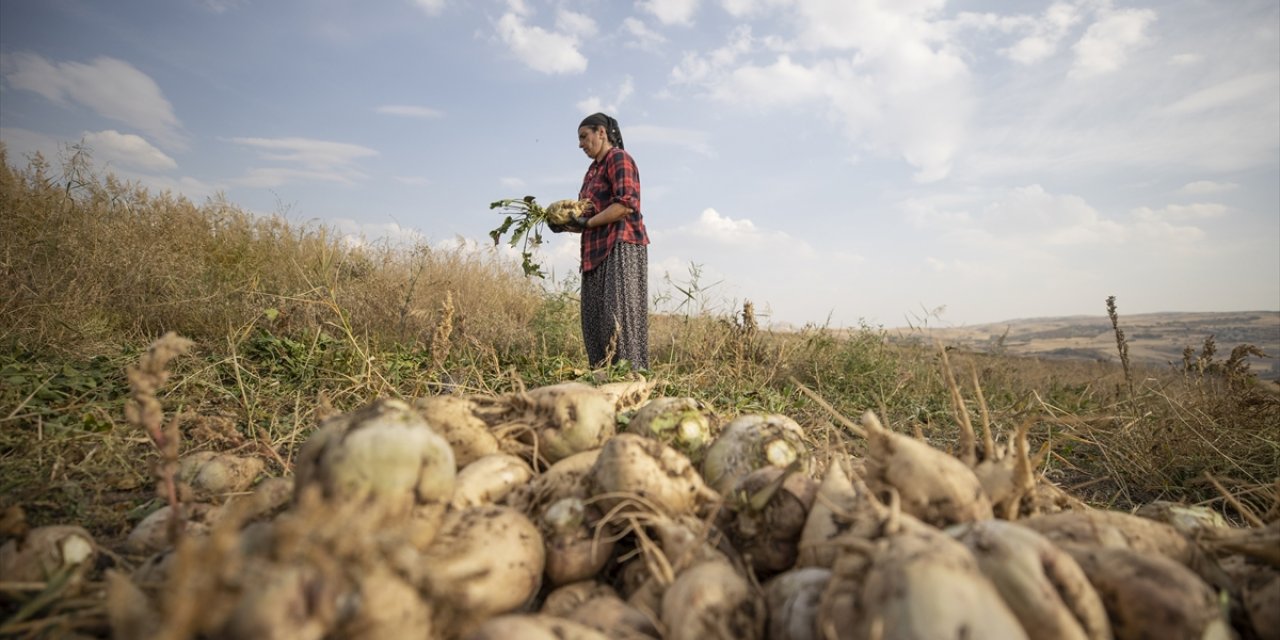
[548,201,594,233]
[549,216,588,233]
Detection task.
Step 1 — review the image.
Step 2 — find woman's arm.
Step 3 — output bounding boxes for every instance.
[582,202,634,228]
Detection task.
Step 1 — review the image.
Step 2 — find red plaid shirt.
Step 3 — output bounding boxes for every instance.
[578,147,648,273]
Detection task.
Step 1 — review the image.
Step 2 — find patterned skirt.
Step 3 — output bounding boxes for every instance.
[581,241,649,370]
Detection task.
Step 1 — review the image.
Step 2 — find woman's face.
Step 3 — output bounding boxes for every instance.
[578,125,608,159]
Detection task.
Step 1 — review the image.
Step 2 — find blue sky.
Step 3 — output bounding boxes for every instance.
[2,0,1277,329]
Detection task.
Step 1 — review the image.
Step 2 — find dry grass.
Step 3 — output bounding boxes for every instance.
[0,144,545,359]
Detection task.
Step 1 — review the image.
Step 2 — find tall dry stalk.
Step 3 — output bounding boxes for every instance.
[1105,296,1134,400]
[939,343,978,466]
[741,300,758,335]
[969,363,996,459]
[601,319,621,369]
[124,332,194,544]
[429,291,455,372]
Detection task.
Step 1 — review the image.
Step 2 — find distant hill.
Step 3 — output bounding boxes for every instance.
[888,311,1280,381]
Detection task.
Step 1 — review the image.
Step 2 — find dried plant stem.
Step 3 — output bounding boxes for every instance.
[254,425,291,473]
[741,300,758,335]
[602,319,621,368]
[429,291,455,372]
[939,343,977,467]
[791,378,867,438]
[969,363,995,458]
[1106,296,1134,400]
[124,332,194,545]
[1267,480,1280,523]
[1204,471,1265,528]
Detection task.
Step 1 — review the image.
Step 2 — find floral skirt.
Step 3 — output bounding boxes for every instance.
[581,242,648,370]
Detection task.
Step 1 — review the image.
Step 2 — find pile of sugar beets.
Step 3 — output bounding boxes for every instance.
[4,378,1278,639]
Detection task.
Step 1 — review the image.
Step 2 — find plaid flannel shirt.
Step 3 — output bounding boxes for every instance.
[578,147,648,273]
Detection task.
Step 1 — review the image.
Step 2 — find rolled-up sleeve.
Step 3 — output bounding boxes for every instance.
[607,151,641,214]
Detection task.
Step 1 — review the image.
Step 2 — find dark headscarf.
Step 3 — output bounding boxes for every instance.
[579,112,625,150]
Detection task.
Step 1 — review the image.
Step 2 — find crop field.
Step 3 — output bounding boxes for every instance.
[1,150,1277,638]
[912,311,1280,381]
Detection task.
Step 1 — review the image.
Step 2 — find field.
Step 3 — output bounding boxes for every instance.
[1,148,1277,638]
[906,311,1280,381]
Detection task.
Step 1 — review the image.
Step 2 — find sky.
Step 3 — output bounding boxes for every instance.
[2,0,1277,329]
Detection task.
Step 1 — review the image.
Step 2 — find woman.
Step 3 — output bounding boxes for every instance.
[560,112,650,370]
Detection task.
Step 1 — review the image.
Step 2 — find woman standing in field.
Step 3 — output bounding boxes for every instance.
[558,112,650,370]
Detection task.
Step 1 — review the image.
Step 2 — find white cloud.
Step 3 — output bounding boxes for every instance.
[923,256,1001,279]
[678,208,814,255]
[788,0,947,55]
[653,206,866,324]
[333,218,427,248]
[376,104,445,118]
[962,186,1121,245]
[81,130,177,171]
[660,0,1270,187]
[1177,180,1238,196]
[556,9,597,39]
[430,232,576,281]
[1160,72,1280,117]
[0,127,66,165]
[626,124,714,156]
[832,47,976,182]
[505,0,531,17]
[197,0,245,14]
[0,126,210,196]
[231,137,377,169]
[640,0,701,26]
[876,46,975,172]
[1003,34,1056,66]
[622,17,667,50]
[904,185,1127,247]
[434,235,488,256]
[577,76,635,115]
[236,167,367,188]
[495,11,588,74]
[412,0,447,16]
[1070,8,1157,78]
[713,55,828,108]
[981,185,1125,245]
[969,118,1276,179]
[130,173,218,200]
[542,234,581,276]
[395,176,430,185]
[678,5,975,182]
[576,98,604,115]
[901,196,973,229]
[961,46,1279,180]
[671,25,752,85]
[500,176,526,189]
[1002,2,1082,64]
[1170,52,1202,66]
[229,137,377,186]
[1140,203,1228,219]
[719,0,789,19]
[0,52,185,149]
[719,0,751,18]
[692,207,755,235]
[1130,207,1206,244]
